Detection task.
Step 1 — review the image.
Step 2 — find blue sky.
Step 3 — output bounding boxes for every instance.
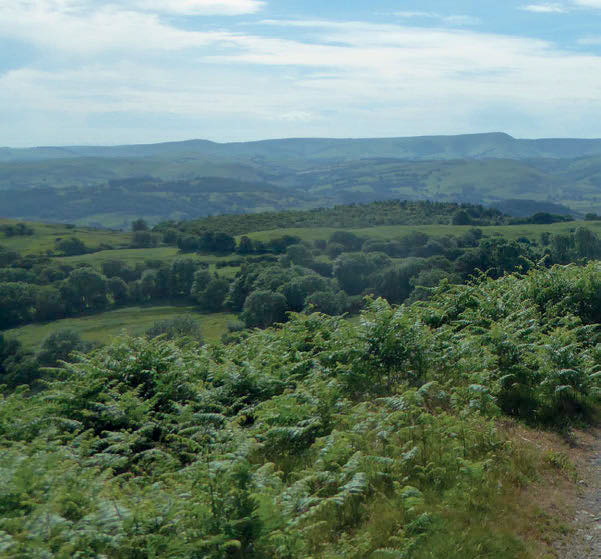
[1,0,601,146]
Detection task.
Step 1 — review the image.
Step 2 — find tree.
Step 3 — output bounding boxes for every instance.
[37,329,89,367]
[326,242,345,259]
[452,209,472,225]
[369,259,427,304]
[190,269,212,301]
[61,268,108,313]
[177,235,200,252]
[132,218,149,231]
[280,275,330,312]
[146,315,203,344]
[170,259,199,297]
[0,335,39,388]
[196,277,230,312]
[574,227,601,260]
[238,236,254,254]
[56,237,87,256]
[108,277,129,306]
[329,231,363,251]
[0,267,34,283]
[242,291,288,328]
[162,228,179,244]
[34,286,65,321]
[408,268,460,302]
[305,290,347,315]
[0,282,37,328]
[131,231,159,248]
[333,253,377,295]
[286,244,313,267]
[213,232,236,254]
[0,245,19,267]
[551,233,575,264]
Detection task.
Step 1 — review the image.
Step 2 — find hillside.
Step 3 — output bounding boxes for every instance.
[2,264,601,557]
[4,133,601,224]
[1,157,600,225]
[5,132,601,163]
[4,135,601,224]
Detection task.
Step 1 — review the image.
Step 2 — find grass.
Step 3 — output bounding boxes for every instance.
[57,247,181,265]
[0,219,131,254]
[5,306,236,349]
[243,220,601,244]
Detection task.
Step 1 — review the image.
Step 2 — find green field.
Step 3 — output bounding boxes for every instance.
[6,306,236,349]
[245,220,601,243]
[0,219,131,254]
[4,215,599,352]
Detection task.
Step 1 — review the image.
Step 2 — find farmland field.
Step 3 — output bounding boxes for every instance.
[6,306,236,349]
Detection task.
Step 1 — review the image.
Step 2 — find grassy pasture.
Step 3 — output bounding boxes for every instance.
[4,217,601,353]
[243,220,601,244]
[5,306,236,349]
[58,247,247,266]
[0,219,131,254]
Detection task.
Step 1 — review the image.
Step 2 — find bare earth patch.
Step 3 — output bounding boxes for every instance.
[550,428,601,559]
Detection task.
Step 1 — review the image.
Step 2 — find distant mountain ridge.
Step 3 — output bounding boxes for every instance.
[4,132,601,163]
[4,132,601,227]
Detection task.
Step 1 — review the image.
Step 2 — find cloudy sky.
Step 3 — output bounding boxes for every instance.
[1,0,601,146]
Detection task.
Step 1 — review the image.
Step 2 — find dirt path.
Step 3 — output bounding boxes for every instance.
[553,429,601,558]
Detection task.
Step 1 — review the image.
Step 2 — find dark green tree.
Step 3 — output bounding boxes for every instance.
[34,286,66,321]
[56,237,87,256]
[196,277,230,312]
[108,276,129,306]
[146,315,203,344]
[132,218,149,231]
[242,290,288,328]
[37,329,89,367]
[0,282,37,328]
[61,268,109,313]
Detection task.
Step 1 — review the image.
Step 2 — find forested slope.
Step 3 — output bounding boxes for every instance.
[7,133,601,224]
[2,263,601,558]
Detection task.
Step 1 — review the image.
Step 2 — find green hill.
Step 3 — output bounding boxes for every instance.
[1,263,600,557]
[4,132,601,225]
[5,132,601,162]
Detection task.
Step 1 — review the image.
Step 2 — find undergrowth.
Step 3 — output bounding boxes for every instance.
[2,263,601,557]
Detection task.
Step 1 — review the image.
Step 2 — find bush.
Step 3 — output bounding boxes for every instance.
[145,315,204,344]
[56,237,88,256]
[242,290,288,328]
[37,329,91,367]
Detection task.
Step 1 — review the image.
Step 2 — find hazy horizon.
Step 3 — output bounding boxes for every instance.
[7,131,601,150]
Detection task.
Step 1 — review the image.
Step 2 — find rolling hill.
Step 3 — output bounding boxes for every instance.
[5,132,601,163]
[3,132,601,225]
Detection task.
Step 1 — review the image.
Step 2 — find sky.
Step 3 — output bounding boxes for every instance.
[1,0,601,146]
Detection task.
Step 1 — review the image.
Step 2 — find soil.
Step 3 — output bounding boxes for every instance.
[553,429,601,558]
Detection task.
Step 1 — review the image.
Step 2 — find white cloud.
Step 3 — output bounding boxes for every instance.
[2,6,601,144]
[521,3,567,12]
[522,0,601,11]
[0,1,244,54]
[393,10,480,26]
[128,0,265,15]
[573,0,601,7]
[393,11,438,18]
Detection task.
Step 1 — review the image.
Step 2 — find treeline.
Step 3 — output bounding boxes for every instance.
[4,224,601,334]
[0,177,306,223]
[158,200,508,236]
[2,263,601,557]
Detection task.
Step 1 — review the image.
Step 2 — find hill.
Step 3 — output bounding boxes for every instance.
[5,132,601,163]
[4,133,601,224]
[2,263,601,557]
[2,157,600,225]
